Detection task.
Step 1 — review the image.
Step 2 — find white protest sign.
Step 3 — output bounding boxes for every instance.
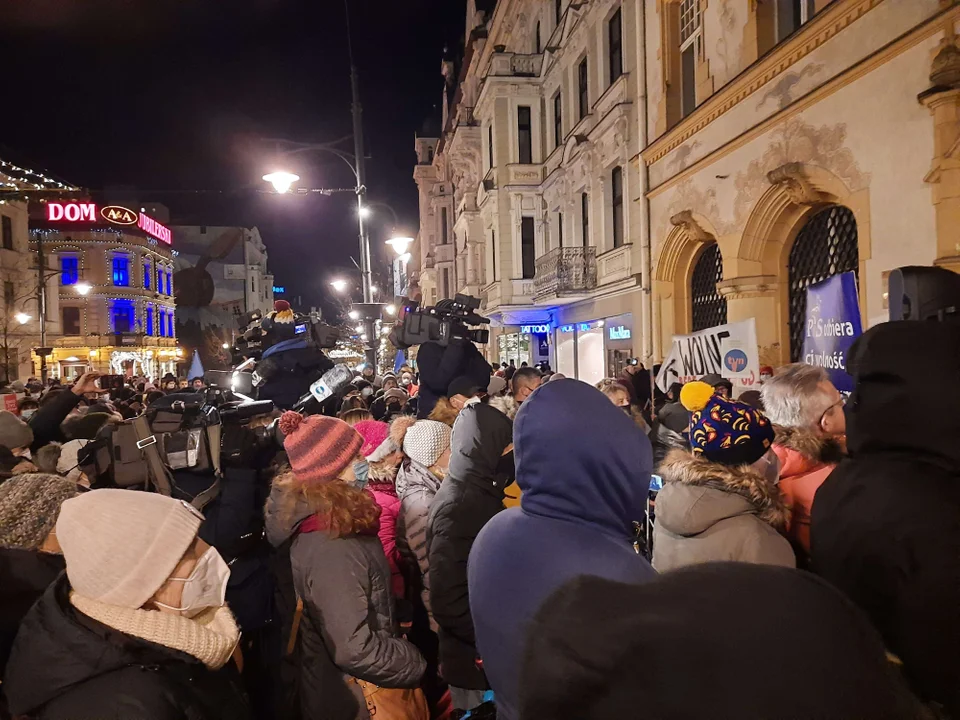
[656,318,760,392]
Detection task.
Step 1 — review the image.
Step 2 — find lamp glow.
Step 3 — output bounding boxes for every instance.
[74,282,92,296]
[348,310,360,320]
[65,356,79,362]
[355,324,364,333]
[14,312,31,325]
[358,207,371,219]
[330,279,348,293]
[222,343,230,349]
[263,171,300,194]
[386,236,414,256]
[385,304,396,316]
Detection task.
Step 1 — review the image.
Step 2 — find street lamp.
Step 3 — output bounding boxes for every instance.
[386,236,414,256]
[74,281,92,296]
[330,279,348,293]
[15,312,31,325]
[358,206,371,219]
[385,304,396,316]
[348,310,360,320]
[262,171,301,194]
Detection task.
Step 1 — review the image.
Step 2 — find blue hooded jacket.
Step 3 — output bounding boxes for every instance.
[467,379,656,720]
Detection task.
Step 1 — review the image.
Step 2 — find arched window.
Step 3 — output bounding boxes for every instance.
[788,205,858,361]
[690,242,727,331]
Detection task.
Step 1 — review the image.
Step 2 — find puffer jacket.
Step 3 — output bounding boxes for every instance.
[395,458,442,625]
[264,486,425,720]
[771,426,842,562]
[653,449,795,572]
[428,402,513,690]
[3,577,251,720]
[369,461,404,599]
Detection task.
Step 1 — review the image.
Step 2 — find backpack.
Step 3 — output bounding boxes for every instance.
[81,393,222,510]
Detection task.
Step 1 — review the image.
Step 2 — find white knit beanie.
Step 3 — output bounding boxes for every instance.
[403,419,451,468]
[56,489,202,609]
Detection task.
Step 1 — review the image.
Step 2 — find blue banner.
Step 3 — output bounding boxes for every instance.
[801,272,862,392]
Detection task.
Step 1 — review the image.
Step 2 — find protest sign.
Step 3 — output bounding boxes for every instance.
[801,272,862,393]
[656,318,760,391]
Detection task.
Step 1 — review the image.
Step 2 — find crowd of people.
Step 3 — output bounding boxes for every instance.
[0,316,957,719]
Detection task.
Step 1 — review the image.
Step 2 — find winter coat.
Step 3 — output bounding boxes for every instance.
[468,379,657,720]
[657,400,689,434]
[520,564,928,720]
[771,426,841,561]
[811,321,960,717]
[3,577,251,720]
[0,548,64,679]
[653,449,795,572]
[369,462,405,599]
[395,458,442,624]
[415,340,491,420]
[264,487,425,720]
[28,388,82,452]
[428,402,513,690]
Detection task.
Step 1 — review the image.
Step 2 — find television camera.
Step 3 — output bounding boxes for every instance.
[230,307,339,363]
[390,294,490,349]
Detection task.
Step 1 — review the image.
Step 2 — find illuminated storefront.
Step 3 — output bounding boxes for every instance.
[554,313,634,383]
[29,200,179,380]
[497,323,551,368]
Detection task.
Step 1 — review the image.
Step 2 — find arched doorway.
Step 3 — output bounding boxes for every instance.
[690,242,727,331]
[788,205,859,361]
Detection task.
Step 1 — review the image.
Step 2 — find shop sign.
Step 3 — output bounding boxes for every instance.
[138,212,172,244]
[656,318,760,391]
[608,325,631,340]
[47,202,97,222]
[101,205,138,225]
[273,286,285,293]
[520,323,550,334]
[559,323,592,333]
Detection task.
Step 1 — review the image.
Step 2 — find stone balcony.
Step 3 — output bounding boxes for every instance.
[488,52,543,78]
[434,243,455,264]
[505,164,544,186]
[596,244,633,286]
[534,247,598,302]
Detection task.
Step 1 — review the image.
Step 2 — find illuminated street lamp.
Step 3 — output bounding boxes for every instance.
[222,343,230,349]
[358,206,371,219]
[385,304,396,316]
[330,279,348,293]
[348,309,360,320]
[262,171,300,194]
[386,236,414,256]
[74,281,92,296]
[14,312,31,325]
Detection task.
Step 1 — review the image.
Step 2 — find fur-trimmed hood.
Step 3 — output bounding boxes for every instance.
[773,426,844,476]
[657,449,790,532]
[487,394,519,420]
[367,458,398,494]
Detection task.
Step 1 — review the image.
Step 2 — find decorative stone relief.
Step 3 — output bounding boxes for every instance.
[660,178,722,240]
[669,210,714,243]
[766,162,822,206]
[755,63,825,111]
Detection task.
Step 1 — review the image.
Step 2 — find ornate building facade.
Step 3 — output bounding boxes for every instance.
[414,0,960,378]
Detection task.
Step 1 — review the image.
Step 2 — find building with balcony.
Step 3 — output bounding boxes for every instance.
[29,200,179,380]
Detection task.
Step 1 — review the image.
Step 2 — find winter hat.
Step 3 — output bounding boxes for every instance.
[56,489,202,609]
[367,435,401,463]
[448,375,483,399]
[354,420,391,458]
[700,372,733,393]
[0,473,78,550]
[10,380,26,393]
[62,412,114,440]
[383,387,409,404]
[681,381,774,466]
[521,565,927,720]
[487,375,507,396]
[0,410,33,449]
[392,416,450,468]
[280,411,363,483]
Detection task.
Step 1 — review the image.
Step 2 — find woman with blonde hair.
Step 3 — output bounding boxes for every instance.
[597,379,649,433]
[265,412,425,720]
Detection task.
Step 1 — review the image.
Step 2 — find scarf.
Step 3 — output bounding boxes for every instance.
[70,592,240,670]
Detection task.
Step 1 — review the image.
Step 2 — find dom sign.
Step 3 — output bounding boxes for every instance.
[47,202,96,222]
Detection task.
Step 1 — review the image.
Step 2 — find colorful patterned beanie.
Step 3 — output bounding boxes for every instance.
[680,381,774,466]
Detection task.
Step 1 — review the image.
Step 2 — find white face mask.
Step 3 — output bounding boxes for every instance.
[20,409,37,420]
[155,546,231,618]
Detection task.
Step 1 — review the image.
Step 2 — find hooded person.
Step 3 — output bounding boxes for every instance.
[467,379,656,720]
[0,473,78,679]
[811,321,960,717]
[264,412,425,720]
[353,419,406,601]
[3,489,250,720]
[761,363,845,562]
[427,393,514,710]
[390,416,452,626]
[519,564,928,720]
[653,381,794,572]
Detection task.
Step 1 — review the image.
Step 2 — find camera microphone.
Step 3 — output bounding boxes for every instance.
[309,364,356,403]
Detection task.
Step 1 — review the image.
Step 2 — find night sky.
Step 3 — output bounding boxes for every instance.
[1,0,465,316]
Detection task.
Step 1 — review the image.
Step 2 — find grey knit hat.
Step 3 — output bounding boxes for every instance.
[0,473,78,550]
[0,410,33,450]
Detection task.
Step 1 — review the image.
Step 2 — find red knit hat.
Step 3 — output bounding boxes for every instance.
[279,411,363,484]
[353,420,391,458]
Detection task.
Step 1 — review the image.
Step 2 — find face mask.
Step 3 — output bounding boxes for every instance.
[760,374,772,382]
[20,409,36,419]
[401,378,411,386]
[755,450,781,486]
[620,405,632,415]
[155,546,231,618]
[351,459,370,490]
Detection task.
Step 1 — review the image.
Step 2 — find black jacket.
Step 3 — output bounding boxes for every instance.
[28,389,82,452]
[415,341,490,420]
[3,577,252,720]
[0,548,63,679]
[427,402,513,689]
[257,346,333,411]
[811,321,960,718]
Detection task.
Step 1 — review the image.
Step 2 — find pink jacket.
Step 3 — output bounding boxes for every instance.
[772,427,843,559]
[369,472,405,599]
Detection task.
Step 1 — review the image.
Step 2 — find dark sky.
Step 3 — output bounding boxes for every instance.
[1,0,464,315]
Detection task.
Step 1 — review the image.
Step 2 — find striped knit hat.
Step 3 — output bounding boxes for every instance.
[280,411,363,483]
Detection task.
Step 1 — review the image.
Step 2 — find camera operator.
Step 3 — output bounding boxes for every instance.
[248,301,334,411]
[417,340,490,419]
[27,371,102,453]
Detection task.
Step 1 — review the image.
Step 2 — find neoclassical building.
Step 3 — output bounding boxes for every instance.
[414,0,960,378]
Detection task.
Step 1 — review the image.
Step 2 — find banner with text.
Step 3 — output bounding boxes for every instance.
[656,318,760,392]
[801,272,862,393]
